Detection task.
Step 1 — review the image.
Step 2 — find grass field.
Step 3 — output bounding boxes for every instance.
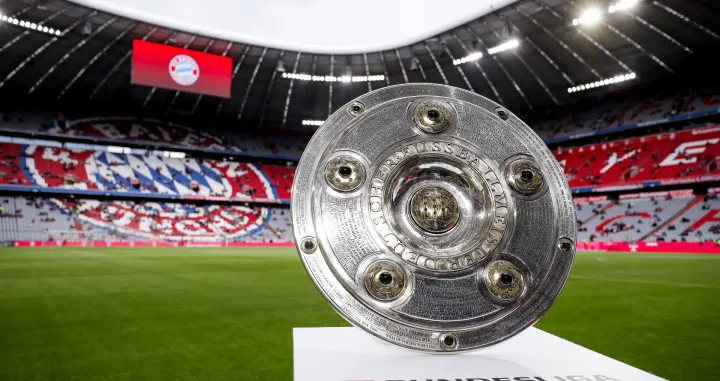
[0,247,718,381]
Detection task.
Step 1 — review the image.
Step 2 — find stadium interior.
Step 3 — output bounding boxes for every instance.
[0,0,719,380]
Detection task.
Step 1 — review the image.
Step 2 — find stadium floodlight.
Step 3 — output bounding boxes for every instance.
[452,52,483,65]
[609,0,638,13]
[282,72,385,82]
[572,8,602,26]
[487,39,519,55]
[302,120,325,126]
[568,72,636,93]
[351,75,385,82]
[1,14,59,36]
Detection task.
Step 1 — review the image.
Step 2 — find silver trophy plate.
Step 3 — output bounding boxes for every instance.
[292,84,576,352]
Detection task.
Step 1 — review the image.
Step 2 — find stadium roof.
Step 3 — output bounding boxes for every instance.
[67,0,518,54]
[0,0,719,130]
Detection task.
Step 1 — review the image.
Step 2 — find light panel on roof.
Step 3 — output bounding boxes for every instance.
[572,8,602,26]
[453,52,483,66]
[609,0,638,13]
[567,73,636,93]
[0,14,62,35]
[282,73,385,82]
[487,39,519,54]
[574,0,640,27]
[452,39,518,66]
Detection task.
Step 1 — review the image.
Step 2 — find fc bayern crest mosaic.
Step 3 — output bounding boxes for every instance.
[292,84,577,352]
[169,54,200,86]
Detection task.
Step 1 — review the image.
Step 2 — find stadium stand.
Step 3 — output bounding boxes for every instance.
[577,195,693,243]
[3,84,717,157]
[3,189,715,245]
[0,196,292,243]
[0,196,84,242]
[5,124,718,201]
[1,87,717,148]
[0,115,309,157]
[259,164,294,200]
[534,86,720,140]
[574,197,613,222]
[554,125,720,191]
[0,143,31,186]
[2,119,719,245]
[649,194,720,243]
[0,142,295,201]
[1,93,718,247]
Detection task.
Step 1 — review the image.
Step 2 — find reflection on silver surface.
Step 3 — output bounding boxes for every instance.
[292,84,576,352]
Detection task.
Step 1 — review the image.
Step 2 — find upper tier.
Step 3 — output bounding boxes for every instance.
[535,86,720,142]
[2,85,719,153]
[1,115,309,159]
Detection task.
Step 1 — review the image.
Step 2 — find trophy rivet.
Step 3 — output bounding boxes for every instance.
[325,156,365,192]
[506,159,544,195]
[415,101,451,134]
[300,237,317,254]
[483,261,525,302]
[349,102,365,116]
[439,333,459,350]
[559,238,574,254]
[495,107,509,121]
[364,260,407,301]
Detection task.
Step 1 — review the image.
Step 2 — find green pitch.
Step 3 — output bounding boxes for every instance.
[0,248,718,381]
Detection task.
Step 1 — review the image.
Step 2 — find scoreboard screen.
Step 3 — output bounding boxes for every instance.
[131,40,232,98]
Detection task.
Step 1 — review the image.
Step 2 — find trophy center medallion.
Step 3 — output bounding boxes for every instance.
[409,186,460,234]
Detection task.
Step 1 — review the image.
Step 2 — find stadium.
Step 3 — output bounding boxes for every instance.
[0,0,718,379]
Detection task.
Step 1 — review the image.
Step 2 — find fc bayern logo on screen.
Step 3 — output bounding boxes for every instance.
[169,54,200,86]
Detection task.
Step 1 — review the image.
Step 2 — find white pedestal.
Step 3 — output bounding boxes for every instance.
[294,327,666,381]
